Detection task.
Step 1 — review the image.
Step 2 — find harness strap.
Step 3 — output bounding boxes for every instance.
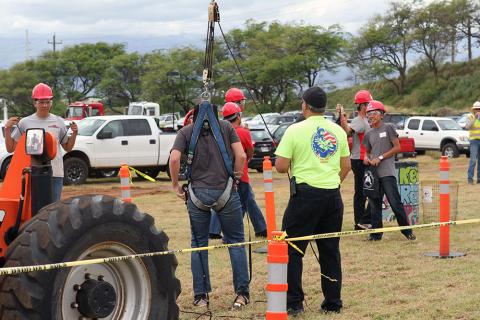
[188,177,234,212]
[185,101,235,212]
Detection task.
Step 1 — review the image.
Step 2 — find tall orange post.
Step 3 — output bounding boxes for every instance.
[265,231,288,320]
[439,156,450,256]
[263,156,276,240]
[425,156,465,258]
[119,164,132,203]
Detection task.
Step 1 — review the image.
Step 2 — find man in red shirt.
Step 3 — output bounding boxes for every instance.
[209,103,267,238]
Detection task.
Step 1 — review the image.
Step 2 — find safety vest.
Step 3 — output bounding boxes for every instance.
[469,117,480,140]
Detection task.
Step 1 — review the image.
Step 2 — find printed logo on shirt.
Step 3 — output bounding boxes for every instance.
[379,132,387,138]
[311,127,338,160]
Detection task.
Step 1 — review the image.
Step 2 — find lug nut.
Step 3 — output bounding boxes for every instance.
[98,275,104,281]
[71,302,79,309]
[84,273,91,280]
[73,284,81,291]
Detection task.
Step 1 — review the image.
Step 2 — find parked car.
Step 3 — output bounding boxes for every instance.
[272,122,291,144]
[248,128,276,172]
[384,113,410,129]
[455,113,471,129]
[397,116,470,158]
[64,115,178,185]
[244,113,280,127]
[0,123,13,179]
[252,115,295,133]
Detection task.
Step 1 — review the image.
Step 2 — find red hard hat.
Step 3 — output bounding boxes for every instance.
[225,88,245,103]
[32,83,53,100]
[366,100,386,113]
[354,89,372,104]
[222,102,241,119]
[184,109,194,126]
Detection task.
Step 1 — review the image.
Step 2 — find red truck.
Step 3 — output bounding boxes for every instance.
[65,101,104,121]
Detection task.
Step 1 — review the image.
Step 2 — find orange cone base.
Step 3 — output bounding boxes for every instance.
[424,252,466,259]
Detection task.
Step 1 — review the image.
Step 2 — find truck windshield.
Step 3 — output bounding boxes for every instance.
[129,106,143,115]
[437,119,462,130]
[78,119,106,136]
[68,107,84,117]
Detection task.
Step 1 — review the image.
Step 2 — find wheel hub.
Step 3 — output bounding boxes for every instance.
[76,278,117,318]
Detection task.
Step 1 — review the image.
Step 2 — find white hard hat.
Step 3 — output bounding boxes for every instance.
[473,101,480,109]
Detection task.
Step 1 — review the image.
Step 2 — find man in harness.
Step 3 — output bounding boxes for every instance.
[169,101,250,309]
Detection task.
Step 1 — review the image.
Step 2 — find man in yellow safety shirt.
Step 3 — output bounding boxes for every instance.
[275,86,351,316]
[466,101,480,184]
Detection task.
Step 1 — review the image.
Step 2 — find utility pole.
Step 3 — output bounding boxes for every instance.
[48,33,62,53]
[25,29,31,61]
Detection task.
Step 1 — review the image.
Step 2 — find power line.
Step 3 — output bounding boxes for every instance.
[48,33,63,53]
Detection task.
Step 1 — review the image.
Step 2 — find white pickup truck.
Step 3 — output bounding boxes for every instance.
[397,116,470,158]
[63,115,178,185]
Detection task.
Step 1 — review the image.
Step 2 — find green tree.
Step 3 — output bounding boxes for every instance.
[56,42,126,102]
[141,47,205,114]
[352,1,415,94]
[412,1,453,79]
[216,21,346,112]
[97,52,145,112]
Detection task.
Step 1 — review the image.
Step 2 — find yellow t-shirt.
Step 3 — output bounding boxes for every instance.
[275,115,350,189]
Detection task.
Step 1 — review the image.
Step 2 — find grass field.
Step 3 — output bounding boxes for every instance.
[63,154,480,319]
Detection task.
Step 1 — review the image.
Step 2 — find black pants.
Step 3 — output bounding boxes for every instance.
[351,159,371,226]
[282,184,343,312]
[368,176,412,239]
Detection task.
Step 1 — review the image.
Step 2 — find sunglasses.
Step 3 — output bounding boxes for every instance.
[366,110,382,116]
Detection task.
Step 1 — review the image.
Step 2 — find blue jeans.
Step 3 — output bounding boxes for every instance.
[52,177,63,202]
[187,188,249,296]
[209,182,267,235]
[368,176,412,239]
[468,140,480,182]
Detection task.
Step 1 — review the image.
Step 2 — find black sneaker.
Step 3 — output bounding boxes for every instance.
[255,230,267,238]
[368,235,382,241]
[405,233,417,241]
[287,306,304,316]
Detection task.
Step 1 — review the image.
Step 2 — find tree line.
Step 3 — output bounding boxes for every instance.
[1,0,479,116]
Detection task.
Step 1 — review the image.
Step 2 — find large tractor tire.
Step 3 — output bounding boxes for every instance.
[0,195,181,320]
[0,156,11,180]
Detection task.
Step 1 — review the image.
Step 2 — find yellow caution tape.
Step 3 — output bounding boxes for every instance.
[0,219,478,276]
[128,166,156,182]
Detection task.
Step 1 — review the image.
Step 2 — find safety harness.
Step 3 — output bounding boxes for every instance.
[185,100,235,212]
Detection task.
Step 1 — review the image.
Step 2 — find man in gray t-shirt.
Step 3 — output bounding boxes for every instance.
[169,104,250,308]
[5,83,78,202]
[363,100,415,241]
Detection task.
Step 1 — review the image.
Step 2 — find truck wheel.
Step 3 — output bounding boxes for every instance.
[441,143,459,158]
[0,195,181,320]
[96,169,119,178]
[64,157,89,185]
[140,168,161,180]
[0,157,11,179]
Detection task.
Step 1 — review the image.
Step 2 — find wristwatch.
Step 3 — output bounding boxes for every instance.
[378,155,384,161]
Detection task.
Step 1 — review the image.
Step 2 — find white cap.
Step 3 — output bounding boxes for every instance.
[473,101,480,109]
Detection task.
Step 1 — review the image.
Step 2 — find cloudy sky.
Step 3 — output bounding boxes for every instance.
[0,0,397,68]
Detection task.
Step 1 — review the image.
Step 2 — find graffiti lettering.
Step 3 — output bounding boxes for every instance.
[399,166,419,184]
